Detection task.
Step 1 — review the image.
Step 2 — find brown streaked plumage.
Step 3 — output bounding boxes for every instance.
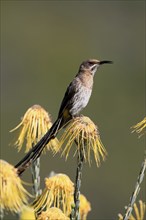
[15,59,113,175]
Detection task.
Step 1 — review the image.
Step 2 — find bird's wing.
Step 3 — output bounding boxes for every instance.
[58,77,79,117]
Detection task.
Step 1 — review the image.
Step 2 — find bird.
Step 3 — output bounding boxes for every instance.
[15,58,113,174]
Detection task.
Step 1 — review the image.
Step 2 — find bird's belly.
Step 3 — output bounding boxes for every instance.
[69,86,92,116]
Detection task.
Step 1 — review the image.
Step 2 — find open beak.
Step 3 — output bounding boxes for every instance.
[99,60,113,65]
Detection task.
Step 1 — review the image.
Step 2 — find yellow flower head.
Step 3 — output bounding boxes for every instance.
[20,206,35,220]
[33,174,74,216]
[0,160,30,213]
[10,105,59,153]
[132,117,146,137]
[118,200,146,220]
[79,194,91,220]
[38,207,70,220]
[58,116,107,166]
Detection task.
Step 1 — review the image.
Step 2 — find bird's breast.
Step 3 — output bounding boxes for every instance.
[78,71,93,89]
[69,85,92,116]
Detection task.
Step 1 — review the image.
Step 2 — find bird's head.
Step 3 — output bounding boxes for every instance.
[79,59,113,76]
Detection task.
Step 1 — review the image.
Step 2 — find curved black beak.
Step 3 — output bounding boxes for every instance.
[99,60,113,65]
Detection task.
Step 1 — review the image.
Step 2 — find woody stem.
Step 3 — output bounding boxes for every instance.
[123,158,146,220]
[71,146,84,220]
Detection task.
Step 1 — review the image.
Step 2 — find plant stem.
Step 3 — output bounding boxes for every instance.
[0,208,4,220]
[31,157,42,219]
[123,158,146,220]
[31,157,41,198]
[71,147,84,220]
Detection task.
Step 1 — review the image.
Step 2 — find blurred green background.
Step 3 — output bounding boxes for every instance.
[1,1,145,219]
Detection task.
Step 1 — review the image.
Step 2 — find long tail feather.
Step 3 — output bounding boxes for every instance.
[15,118,62,175]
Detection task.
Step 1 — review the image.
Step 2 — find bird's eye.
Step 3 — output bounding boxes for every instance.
[88,61,94,66]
